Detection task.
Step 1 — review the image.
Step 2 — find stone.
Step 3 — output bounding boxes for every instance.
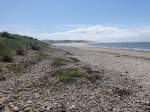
[46,106,52,110]
[34,92,40,98]
[12,106,19,112]
[68,105,75,109]
[0,75,6,81]
[8,102,14,108]
[24,107,32,112]
[4,106,11,112]
[26,100,32,104]
[0,104,5,111]
[0,97,6,104]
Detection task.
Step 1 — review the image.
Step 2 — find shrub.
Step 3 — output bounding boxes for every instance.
[0,40,13,62]
[16,48,27,56]
[1,32,9,37]
[1,55,13,62]
[31,44,40,50]
[52,57,66,67]
[55,68,82,83]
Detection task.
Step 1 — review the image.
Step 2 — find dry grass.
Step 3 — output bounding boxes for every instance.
[54,68,83,83]
[52,57,67,67]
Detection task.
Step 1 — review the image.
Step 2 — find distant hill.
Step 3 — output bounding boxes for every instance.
[43,40,90,44]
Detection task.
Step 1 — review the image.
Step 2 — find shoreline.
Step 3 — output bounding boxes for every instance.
[55,44,150,90]
[54,43,150,60]
[53,42,150,53]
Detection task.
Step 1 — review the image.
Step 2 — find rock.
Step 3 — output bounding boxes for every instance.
[46,106,52,110]
[54,102,58,106]
[0,104,5,111]
[60,110,67,112]
[142,100,150,105]
[8,102,14,108]
[12,106,19,112]
[24,107,32,112]
[68,105,75,109]
[89,95,95,99]
[113,107,121,111]
[4,106,11,112]
[38,106,47,112]
[25,100,33,107]
[0,75,6,81]
[0,97,7,104]
[34,92,40,98]
[26,100,32,104]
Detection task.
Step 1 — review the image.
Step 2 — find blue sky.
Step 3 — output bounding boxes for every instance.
[0,0,150,42]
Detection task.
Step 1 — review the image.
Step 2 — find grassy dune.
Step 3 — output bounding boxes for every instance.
[0,32,48,62]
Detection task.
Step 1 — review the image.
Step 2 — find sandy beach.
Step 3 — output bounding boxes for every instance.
[1,41,150,111]
[56,43,150,91]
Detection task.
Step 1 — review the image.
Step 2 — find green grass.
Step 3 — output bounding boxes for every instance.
[0,32,48,62]
[52,57,66,67]
[55,68,82,83]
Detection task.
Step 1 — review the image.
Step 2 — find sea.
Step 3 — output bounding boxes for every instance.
[89,42,150,52]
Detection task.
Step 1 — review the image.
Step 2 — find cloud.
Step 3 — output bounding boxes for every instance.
[47,25,150,42]
[1,24,150,42]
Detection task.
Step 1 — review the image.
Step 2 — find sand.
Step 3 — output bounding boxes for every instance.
[55,43,150,91]
[1,43,150,111]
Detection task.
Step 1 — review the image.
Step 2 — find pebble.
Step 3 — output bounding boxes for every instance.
[26,100,32,104]
[34,92,40,98]
[8,102,14,108]
[45,105,51,110]
[89,95,95,99]
[68,105,75,109]
[4,106,11,112]
[24,107,32,112]
[0,49,149,112]
[12,106,19,112]
[0,104,5,111]
[0,75,6,81]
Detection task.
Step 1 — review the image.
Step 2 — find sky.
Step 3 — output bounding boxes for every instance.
[0,0,150,42]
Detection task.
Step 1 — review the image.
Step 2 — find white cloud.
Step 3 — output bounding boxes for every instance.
[1,24,150,42]
[45,25,150,42]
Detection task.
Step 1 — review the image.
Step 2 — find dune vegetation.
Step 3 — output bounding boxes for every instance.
[0,32,48,62]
